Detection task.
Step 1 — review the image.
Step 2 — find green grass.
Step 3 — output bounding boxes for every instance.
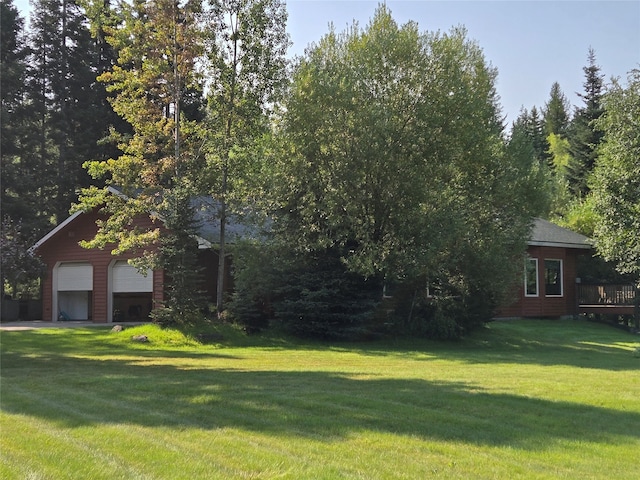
[1,319,639,479]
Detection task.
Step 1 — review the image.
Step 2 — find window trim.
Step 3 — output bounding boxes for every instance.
[544,258,563,297]
[524,257,539,297]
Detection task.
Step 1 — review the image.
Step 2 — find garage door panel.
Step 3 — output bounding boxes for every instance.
[112,261,153,292]
[57,264,93,291]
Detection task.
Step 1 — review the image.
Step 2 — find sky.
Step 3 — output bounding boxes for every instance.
[13,0,640,126]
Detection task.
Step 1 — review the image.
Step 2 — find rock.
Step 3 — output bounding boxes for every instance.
[131,334,149,342]
[111,325,123,332]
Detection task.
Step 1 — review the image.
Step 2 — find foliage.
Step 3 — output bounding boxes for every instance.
[77,0,208,320]
[229,243,382,339]
[203,0,289,312]
[0,216,44,299]
[567,48,605,197]
[556,195,597,237]
[590,70,640,277]
[150,187,207,326]
[268,6,545,337]
[543,81,571,136]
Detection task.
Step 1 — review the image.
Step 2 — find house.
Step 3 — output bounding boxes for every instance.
[31,189,242,323]
[34,196,592,324]
[496,218,592,318]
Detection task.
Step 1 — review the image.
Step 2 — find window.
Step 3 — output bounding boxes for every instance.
[525,258,538,297]
[544,259,563,296]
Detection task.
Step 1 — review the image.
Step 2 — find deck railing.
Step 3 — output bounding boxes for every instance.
[577,284,638,306]
[576,284,639,330]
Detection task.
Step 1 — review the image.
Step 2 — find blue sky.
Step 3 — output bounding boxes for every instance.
[13,0,640,125]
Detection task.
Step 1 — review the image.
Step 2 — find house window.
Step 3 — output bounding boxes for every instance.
[525,258,538,297]
[544,259,563,297]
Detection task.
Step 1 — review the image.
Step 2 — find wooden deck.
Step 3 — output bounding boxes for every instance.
[576,284,639,327]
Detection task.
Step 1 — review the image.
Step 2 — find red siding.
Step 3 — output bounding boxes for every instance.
[35,207,228,323]
[36,209,163,323]
[496,245,586,318]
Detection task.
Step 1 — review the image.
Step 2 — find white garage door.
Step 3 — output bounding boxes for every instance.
[57,263,93,291]
[112,261,153,293]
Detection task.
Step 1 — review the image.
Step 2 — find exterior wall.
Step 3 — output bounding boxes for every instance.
[35,207,230,322]
[36,209,164,323]
[496,245,586,318]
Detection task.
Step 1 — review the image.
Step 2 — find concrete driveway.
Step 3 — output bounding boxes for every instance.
[0,321,147,331]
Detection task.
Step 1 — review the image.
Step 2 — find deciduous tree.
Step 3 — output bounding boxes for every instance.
[267,6,545,337]
[203,0,289,313]
[591,70,640,277]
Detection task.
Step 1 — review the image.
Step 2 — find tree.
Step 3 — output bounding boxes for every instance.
[543,81,571,137]
[203,0,289,314]
[78,0,208,323]
[0,0,42,235]
[266,6,545,337]
[591,70,640,277]
[25,0,113,224]
[510,106,550,167]
[1,217,43,299]
[567,48,605,197]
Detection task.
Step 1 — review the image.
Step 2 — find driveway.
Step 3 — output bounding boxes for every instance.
[0,321,148,331]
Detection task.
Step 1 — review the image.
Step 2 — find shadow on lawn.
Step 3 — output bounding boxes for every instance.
[2,347,639,450]
[2,319,638,372]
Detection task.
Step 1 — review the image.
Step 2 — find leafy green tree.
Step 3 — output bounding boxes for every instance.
[78,0,207,323]
[567,48,605,197]
[590,70,640,277]
[203,0,289,313]
[268,6,545,337]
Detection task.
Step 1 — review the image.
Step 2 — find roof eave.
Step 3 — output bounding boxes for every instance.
[527,240,592,250]
[29,210,84,254]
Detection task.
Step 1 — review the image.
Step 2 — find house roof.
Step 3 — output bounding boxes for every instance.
[30,187,261,253]
[29,211,84,254]
[528,218,592,250]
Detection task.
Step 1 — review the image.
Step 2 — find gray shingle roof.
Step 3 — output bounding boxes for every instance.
[529,218,592,249]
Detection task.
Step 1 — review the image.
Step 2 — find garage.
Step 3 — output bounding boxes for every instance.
[55,263,93,321]
[110,260,153,322]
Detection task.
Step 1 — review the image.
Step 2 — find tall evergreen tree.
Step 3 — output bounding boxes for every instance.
[543,81,571,137]
[0,0,40,234]
[78,0,207,323]
[510,107,549,166]
[24,0,116,225]
[0,0,46,296]
[567,48,605,196]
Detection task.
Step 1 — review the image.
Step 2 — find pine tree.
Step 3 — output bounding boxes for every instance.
[25,0,116,225]
[510,107,549,166]
[151,186,206,325]
[78,0,208,324]
[543,81,571,137]
[0,0,42,235]
[567,48,605,196]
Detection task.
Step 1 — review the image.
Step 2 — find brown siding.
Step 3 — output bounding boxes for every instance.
[36,209,163,323]
[496,246,587,318]
[35,207,225,322]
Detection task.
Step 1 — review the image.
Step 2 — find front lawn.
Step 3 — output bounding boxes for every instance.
[1,319,639,479]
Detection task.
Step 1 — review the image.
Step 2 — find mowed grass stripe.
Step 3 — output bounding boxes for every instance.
[1,319,639,479]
